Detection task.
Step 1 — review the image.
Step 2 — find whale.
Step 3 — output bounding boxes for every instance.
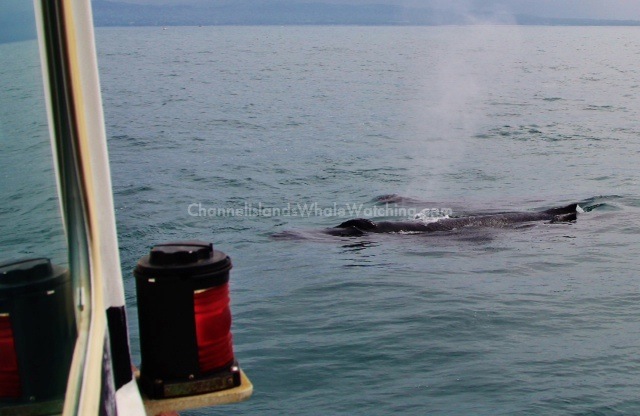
[324,203,580,237]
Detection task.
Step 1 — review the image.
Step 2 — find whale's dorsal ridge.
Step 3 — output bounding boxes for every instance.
[544,203,579,216]
[550,212,577,223]
[336,218,377,231]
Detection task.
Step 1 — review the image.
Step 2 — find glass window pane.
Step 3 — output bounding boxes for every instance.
[0,0,67,265]
[0,0,76,411]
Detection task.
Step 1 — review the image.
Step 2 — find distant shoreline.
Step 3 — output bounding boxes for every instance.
[91,1,640,28]
[93,21,640,28]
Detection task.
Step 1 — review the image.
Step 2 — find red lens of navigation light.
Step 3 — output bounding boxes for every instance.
[194,283,234,373]
[0,314,21,399]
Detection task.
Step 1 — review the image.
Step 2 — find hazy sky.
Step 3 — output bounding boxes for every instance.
[118,0,640,21]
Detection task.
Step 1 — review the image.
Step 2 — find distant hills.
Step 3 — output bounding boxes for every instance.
[92,1,640,27]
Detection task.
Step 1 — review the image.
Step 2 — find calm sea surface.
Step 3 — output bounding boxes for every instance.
[95,26,640,415]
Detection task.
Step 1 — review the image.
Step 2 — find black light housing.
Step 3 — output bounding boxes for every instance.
[0,258,76,412]
[134,241,241,399]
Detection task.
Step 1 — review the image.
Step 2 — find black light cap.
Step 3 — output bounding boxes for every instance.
[0,258,69,295]
[134,240,232,284]
[0,258,53,284]
[149,241,214,266]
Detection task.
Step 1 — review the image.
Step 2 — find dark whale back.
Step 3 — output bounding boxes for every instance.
[326,203,579,236]
[544,203,579,216]
[550,212,577,223]
[336,218,378,231]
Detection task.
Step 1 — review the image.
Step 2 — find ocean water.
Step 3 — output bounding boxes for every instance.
[96,26,640,415]
[0,39,68,267]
